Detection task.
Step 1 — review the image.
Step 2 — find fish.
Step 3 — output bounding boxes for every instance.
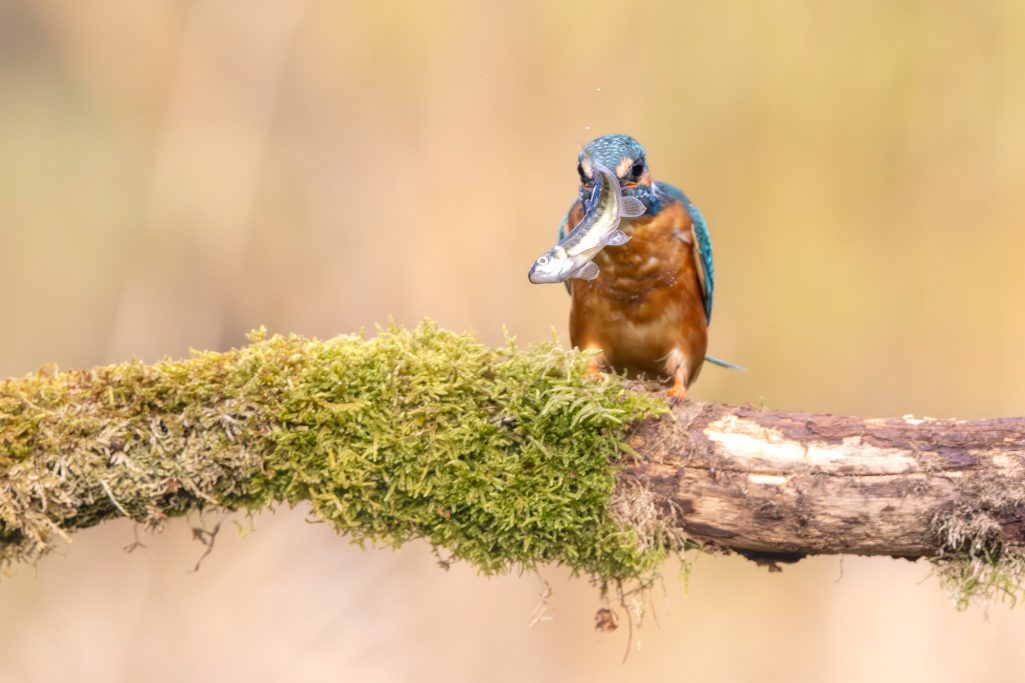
[527,159,646,284]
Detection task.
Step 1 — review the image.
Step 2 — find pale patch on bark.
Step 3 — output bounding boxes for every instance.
[703,415,918,474]
[747,474,788,485]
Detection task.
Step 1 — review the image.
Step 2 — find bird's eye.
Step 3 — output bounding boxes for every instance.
[631,161,645,178]
[577,163,587,181]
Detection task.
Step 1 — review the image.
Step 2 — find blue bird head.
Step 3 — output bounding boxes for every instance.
[577,134,651,192]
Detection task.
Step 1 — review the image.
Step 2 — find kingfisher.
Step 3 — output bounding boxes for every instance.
[558,134,723,401]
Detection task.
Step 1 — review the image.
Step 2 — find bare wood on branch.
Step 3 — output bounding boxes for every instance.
[623,399,1025,567]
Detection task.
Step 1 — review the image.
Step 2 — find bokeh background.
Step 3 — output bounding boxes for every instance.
[2,1,1025,681]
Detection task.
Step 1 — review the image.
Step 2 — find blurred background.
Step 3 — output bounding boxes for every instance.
[2,1,1025,680]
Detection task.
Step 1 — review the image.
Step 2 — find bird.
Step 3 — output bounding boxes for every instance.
[559,134,716,402]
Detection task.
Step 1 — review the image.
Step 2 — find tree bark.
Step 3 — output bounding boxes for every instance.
[623,398,1025,564]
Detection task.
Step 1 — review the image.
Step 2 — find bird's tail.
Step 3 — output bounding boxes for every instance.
[705,354,747,371]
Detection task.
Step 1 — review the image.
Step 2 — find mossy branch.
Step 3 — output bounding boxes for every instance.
[2,322,1024,607]
[0,323,668,587]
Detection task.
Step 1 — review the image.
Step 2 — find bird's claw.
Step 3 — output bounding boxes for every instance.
[667,381,688,407]
[585,356,606,381]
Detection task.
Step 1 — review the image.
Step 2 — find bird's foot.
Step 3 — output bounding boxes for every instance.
[663,349,692,407]
[585,356,605,380]
[667,379,688,407]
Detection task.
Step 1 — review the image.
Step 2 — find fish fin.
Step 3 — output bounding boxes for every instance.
[606,230,631,247]
[619,196,646,218]
[704,354,747,371]
[571,261,600,281]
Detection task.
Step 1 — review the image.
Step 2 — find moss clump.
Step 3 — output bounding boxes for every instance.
[0,322,667,584]
[932,506,1025,609]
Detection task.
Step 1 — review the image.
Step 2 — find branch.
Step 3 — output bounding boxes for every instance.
[1,323,1022,606]
[623,404,1025,572]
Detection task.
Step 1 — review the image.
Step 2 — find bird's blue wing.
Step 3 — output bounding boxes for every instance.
[655,182,714,323]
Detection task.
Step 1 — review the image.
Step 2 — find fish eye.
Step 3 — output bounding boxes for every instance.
[537,255,550,266]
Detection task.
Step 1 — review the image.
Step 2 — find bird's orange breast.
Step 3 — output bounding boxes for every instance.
[568,201,708,383]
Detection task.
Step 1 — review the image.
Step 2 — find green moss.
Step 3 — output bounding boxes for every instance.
[932,507,1025,609]
[0,322,667,585]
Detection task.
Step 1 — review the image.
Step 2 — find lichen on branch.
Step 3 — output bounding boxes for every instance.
[0,322,668,584]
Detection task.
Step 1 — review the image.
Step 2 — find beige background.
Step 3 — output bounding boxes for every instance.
[2,1,1025,681]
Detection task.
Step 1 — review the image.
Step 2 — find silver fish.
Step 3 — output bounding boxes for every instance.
[528,160,646,284]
